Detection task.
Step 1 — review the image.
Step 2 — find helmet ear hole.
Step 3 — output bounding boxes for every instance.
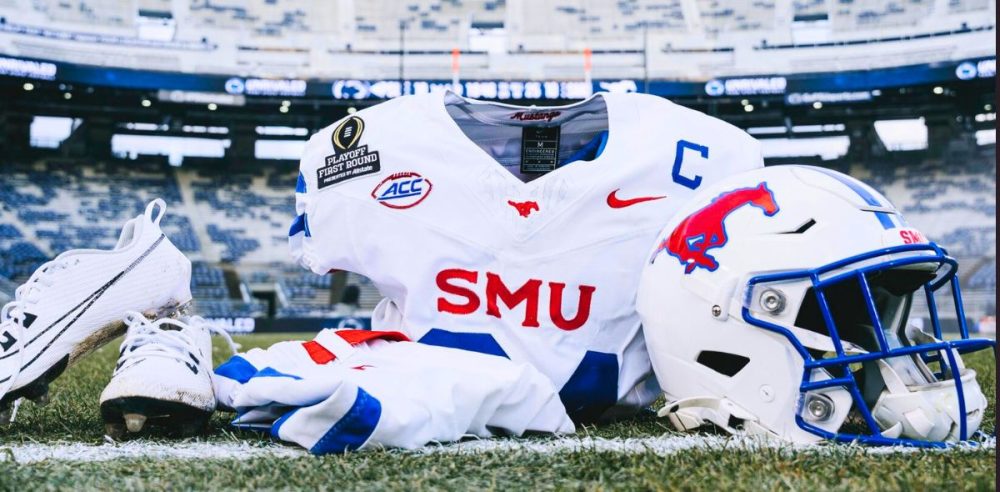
[696,351,751,377]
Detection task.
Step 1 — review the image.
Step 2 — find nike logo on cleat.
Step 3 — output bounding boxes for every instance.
[606,189,667,209]
[21,235,166,371]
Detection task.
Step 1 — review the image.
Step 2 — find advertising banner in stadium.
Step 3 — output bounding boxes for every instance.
[0,54,994,101]
[207,316,373,334]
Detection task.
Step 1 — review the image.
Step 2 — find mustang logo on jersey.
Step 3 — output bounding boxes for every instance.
[658,182,779,274]
[507,200,540,217]
[317,116,381,190]
[371,172,433,209]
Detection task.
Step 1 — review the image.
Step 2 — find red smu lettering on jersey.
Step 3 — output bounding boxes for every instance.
[435,269,596,330]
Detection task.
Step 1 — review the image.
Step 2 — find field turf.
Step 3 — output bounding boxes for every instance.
[0,333,995,491]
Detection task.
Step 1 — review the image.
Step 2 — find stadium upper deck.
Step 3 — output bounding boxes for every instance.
[0,0,993,80]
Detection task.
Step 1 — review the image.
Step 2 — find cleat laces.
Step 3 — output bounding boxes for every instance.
[116,311,239,372]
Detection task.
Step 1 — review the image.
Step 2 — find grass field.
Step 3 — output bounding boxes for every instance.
[0,333,995,491]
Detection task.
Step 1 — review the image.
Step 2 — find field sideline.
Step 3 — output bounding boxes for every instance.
[0,333,995,490]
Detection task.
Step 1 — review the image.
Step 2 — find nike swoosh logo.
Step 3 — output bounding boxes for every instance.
[20,234,166,372]
[607,189,667,209]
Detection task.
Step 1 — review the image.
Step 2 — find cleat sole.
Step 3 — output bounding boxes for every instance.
[30,392,50,407]
[101,396,213,439]
[0,355,68,412]
[105,422,127,440]
[0,300,190,415]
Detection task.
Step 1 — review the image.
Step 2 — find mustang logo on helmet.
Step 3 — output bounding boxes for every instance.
[659,182,779,273]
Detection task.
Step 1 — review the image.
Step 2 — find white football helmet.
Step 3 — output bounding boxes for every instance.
[637,165,993,447]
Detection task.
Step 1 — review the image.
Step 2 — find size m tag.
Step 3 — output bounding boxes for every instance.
[521,126,561,174]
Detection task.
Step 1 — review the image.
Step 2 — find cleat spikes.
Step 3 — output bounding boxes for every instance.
[31,392,50,406]
[99,312,224,440]
[23,382,48,401]
[178,420,207,438]
[124,413,147,433]
[105,422,127,440]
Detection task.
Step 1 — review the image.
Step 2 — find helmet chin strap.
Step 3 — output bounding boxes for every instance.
[870,358,986,442]
[859,327,987,442]
[657,396,771,437]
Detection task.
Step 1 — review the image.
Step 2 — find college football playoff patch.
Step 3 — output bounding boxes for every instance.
[317,116,381,190]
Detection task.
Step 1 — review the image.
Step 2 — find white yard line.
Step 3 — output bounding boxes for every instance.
[0,434,993,464]
[0,440,307,464]
[420,434,996,456]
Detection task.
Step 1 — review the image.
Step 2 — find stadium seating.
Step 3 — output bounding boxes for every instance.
[186,0,341,37]
[0,157,388,318]
[968,258,996,290]
[0,0,991,80]
[6,0,992,54]
[0,150,993,319]
[183,164,294,264]
[697,0,775,35]
[856,153,996,258]
[33,0,135,27]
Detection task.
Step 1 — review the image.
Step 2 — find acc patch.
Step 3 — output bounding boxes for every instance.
[371,172,432,209]
[317,116,381,190]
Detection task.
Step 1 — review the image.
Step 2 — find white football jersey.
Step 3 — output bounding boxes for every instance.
[290,90,763,421]
[214,329,574,454]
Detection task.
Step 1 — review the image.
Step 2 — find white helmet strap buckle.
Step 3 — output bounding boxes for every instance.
[658,396,758,434]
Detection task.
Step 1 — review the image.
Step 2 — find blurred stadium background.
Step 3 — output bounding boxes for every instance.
[0,0,994,334]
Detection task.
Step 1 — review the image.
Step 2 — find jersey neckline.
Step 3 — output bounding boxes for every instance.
[423,89,628,191]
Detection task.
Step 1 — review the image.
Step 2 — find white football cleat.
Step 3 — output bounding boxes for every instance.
[0,199,192,420]
[100,311,237,439]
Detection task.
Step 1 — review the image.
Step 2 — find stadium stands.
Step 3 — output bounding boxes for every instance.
[969,258,996,290]
[856,151,996,258]
[184,164,294,263]
[831,0,934,30]
[21,0,986,43]
[0,156,392,318]
[0,160,190,254]
[0,0,992,79]
[186,0,341,37]
[697,0,775,35]
[33,0,135,28]
[0,145,994,320]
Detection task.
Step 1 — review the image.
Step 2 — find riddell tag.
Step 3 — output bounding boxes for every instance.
[521,126,561,174]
